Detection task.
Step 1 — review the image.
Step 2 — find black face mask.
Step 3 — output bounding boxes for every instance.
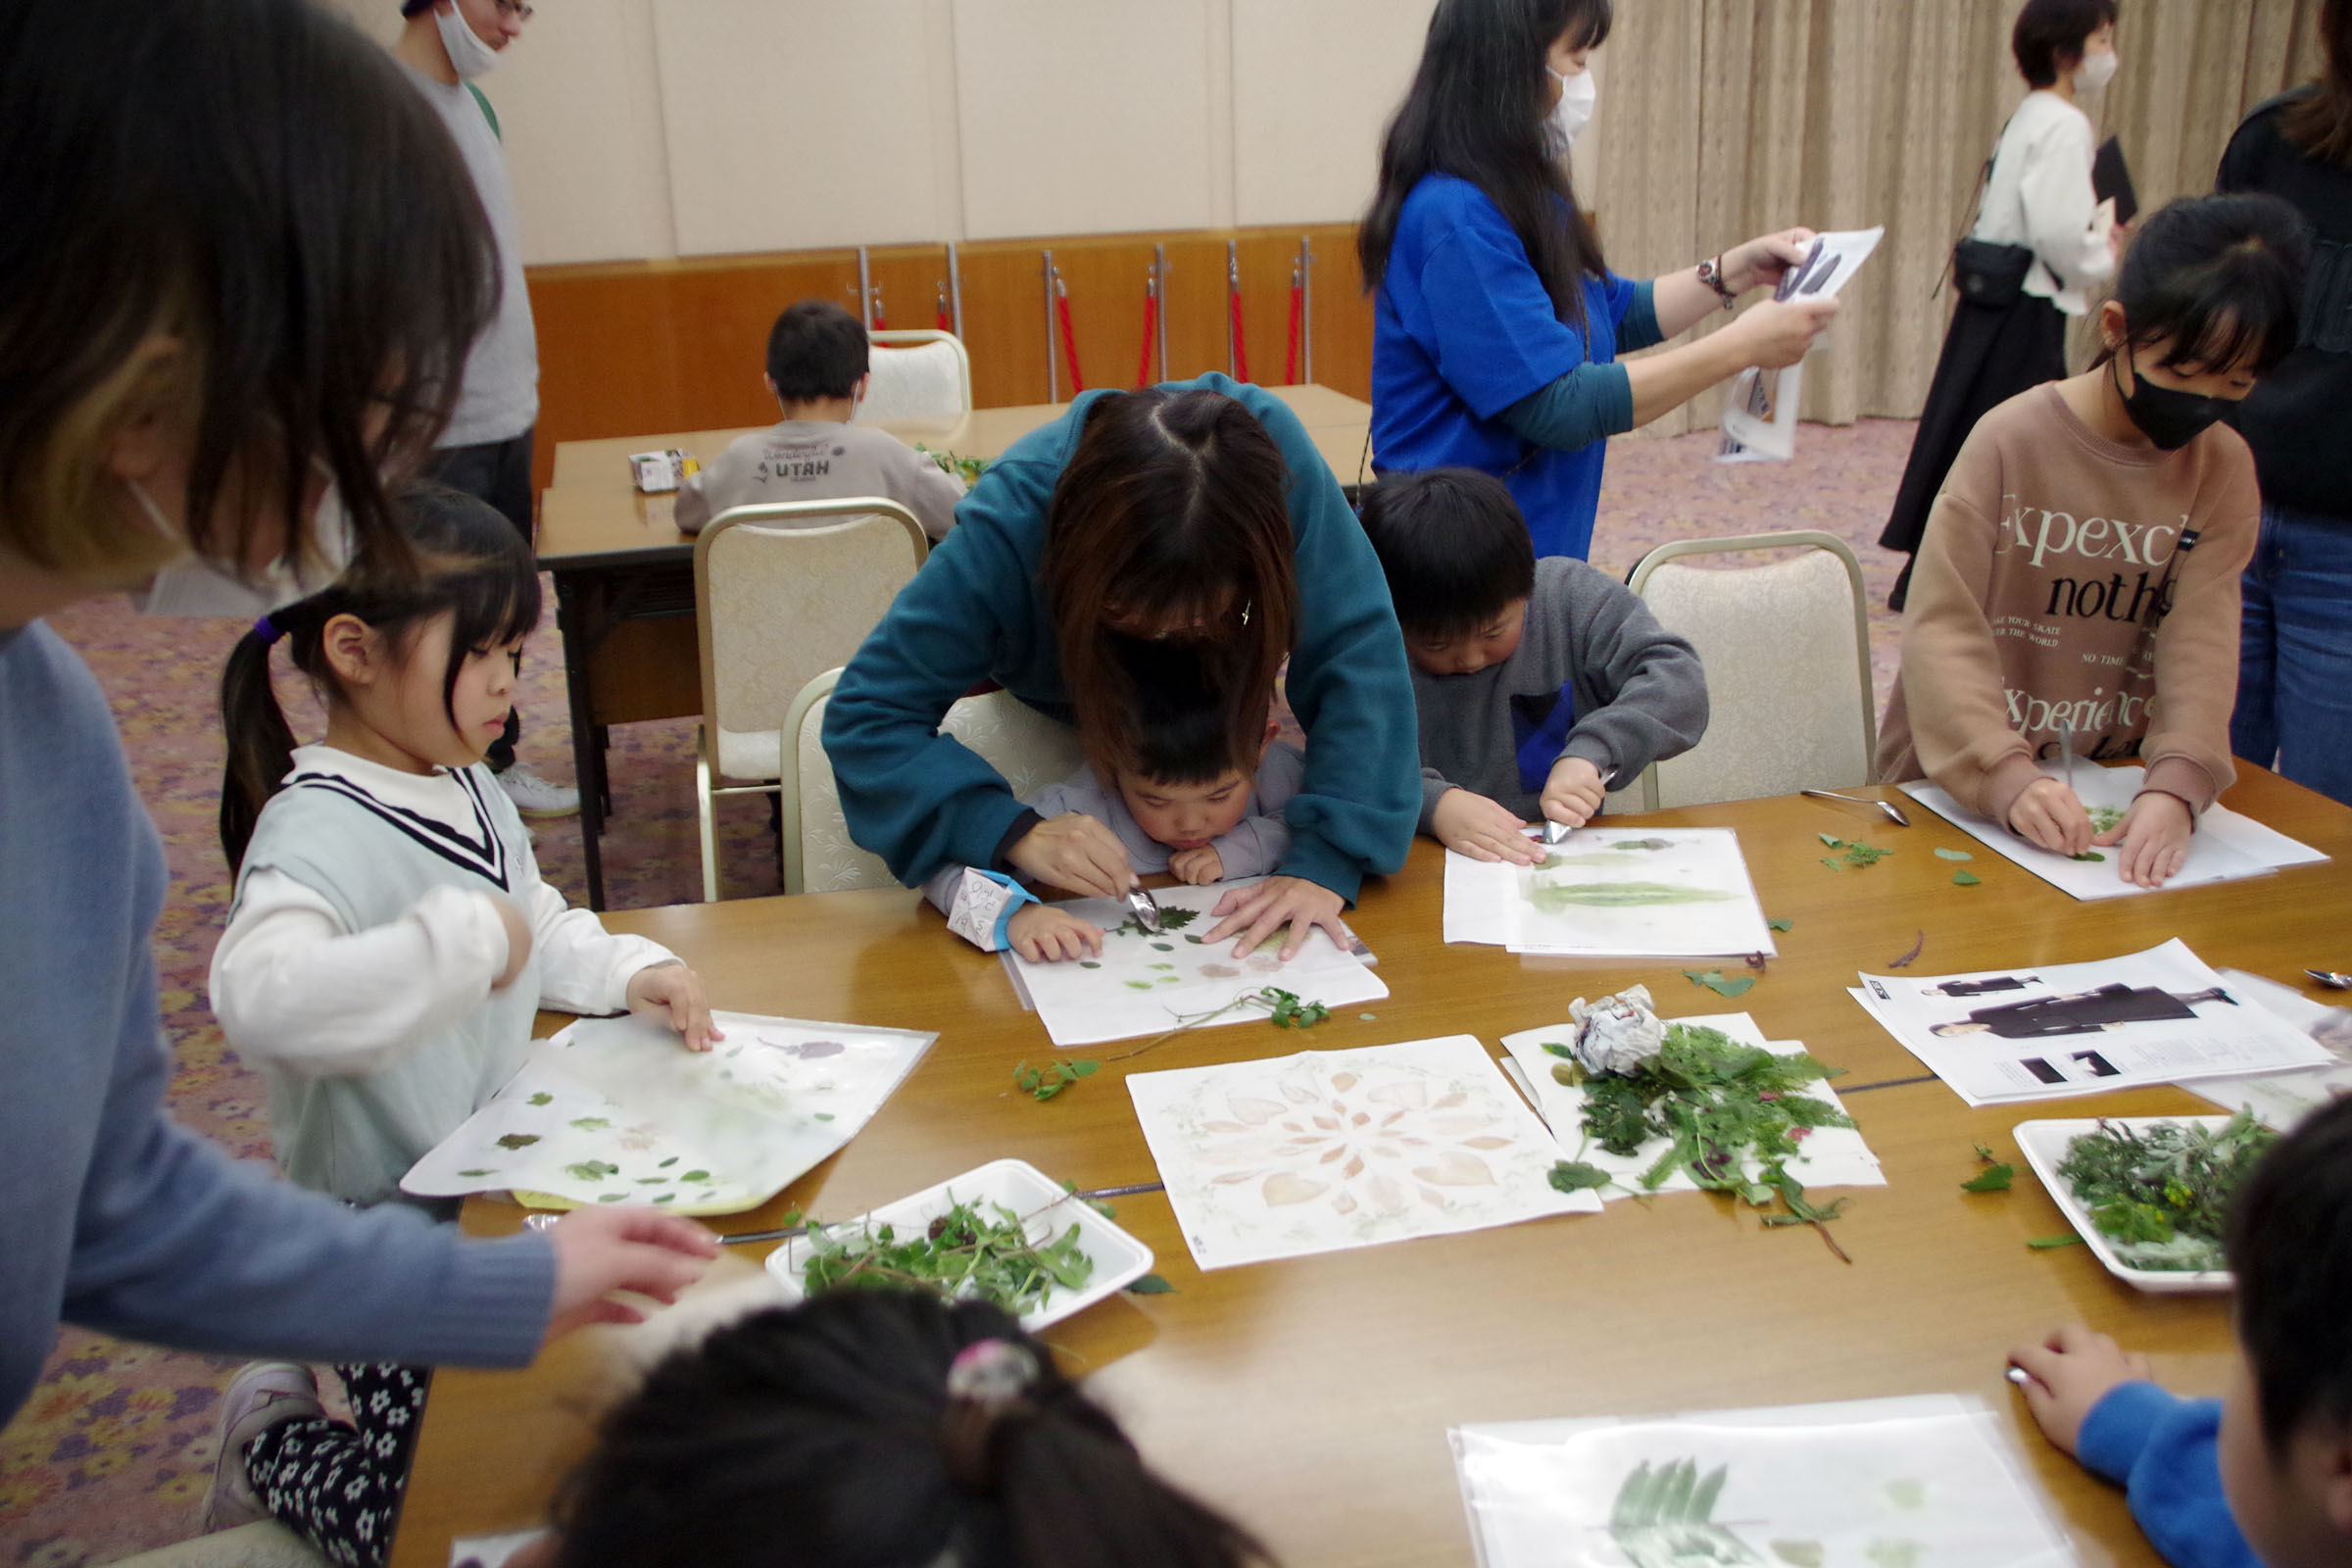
[2111,346,2233,452]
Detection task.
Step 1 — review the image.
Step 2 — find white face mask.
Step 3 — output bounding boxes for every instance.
[125,478,356,617]
[2075,47,2119,92]
[435,1,503,80]
[1544,67,1597,157]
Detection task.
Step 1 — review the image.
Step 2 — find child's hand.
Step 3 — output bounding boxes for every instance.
[2007,1324,2154,1456]
[1168,845,1225,885]
[1007,812,1137,901]
[1540,757,1609,829]
[1432,788,1544,865]
[626,961,722,1052]
[2007,777,2094,858]
[1008,904,1102,962]
[2099,791,2192,888]
[488,894,534,991]
[542,1204,719,1343]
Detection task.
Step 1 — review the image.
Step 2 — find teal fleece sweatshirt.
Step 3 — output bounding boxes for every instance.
[822,374,1418,903]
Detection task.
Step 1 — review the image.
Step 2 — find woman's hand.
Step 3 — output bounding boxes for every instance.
[1431,789,1544,865]
[1007,904,1103,962]
[1725,227,1817,294]
[1727,296,1840,370]
[626,960,722,1052]
[2007,777,2094,858]
[1005,812,1137,900]
[1204,876,1351,961]
[2006,1324,2153,1458]
[2099,791,2193,889]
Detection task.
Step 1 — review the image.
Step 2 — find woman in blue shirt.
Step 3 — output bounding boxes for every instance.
[1364,0,1840,561]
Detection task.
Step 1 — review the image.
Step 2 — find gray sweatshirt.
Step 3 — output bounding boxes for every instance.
[924,744,1305,930]
[673,421,966,539]
[1414,557,1707,831]
[401,70,538,447]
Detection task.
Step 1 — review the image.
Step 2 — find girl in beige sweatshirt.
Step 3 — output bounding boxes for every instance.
[1879,194,2310,887]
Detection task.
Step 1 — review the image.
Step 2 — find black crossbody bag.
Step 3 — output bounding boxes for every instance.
[1941,115,2053,309]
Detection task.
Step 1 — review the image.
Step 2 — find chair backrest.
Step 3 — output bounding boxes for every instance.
[694,500,926,784]
[853,330,972,428]
[780,668,898,895]
[1623,531,1877,810]
[941,689,1085,799]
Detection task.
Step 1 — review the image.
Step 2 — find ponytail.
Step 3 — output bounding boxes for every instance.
[219,615,308,873]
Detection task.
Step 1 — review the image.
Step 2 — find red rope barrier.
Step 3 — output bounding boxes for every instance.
[1136,281,1159,388]
[936,285,953,333]
[1055,279,1085,395]
[1229,286,1250,385]
[1285,270,1304,385]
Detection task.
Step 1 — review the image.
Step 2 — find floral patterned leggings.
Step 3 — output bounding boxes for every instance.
[243,1362,432,1568]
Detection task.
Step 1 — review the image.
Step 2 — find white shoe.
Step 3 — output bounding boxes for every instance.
[202,1362,323,1532]
[498,762,580,817]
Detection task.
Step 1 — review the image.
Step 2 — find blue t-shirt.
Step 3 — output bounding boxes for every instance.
[1372,173,1648,561]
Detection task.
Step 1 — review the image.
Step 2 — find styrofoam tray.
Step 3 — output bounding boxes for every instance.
[762,1157,1153,1330]
[2014,1115,2236,1294]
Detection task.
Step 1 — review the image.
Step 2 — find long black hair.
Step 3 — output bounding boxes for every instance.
[1359,0,1613,333]
[2282,0,2352,170]
[547,1291,1269,1568]
[219,484,540,871]
[2100,193,2310,374]
[0,0,495,582]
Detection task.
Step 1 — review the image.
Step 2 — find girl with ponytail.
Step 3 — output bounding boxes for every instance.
[202,483,718,1564]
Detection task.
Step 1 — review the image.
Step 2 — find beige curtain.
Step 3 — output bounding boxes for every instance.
[1582,0,2328,436]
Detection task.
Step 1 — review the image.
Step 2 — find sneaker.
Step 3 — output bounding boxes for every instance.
[497,762,580,818]
[202,1362,323,1532]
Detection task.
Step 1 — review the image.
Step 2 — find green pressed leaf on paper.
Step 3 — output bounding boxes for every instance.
[525,1092,554,1106]
[1548,1160,1612,1194]
[1933,847,1975,861]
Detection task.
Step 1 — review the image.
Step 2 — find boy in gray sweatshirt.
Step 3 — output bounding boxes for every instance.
[1357,469,1707,864]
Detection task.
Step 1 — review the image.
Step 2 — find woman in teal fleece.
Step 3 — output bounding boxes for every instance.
[823,376,1419,957]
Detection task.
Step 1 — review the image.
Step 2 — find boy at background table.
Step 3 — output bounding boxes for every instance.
[2008,1092,2352,1568]
[924,654,1302,962]
[1355,468,1706,865]
[671,299,965,540]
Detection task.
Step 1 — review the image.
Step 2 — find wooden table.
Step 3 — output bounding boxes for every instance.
[538,384,1374,907]
[388,771,2352,1568]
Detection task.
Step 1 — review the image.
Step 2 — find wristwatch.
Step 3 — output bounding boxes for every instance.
[1696,255,1739,310]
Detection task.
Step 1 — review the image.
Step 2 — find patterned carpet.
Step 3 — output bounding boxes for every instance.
[1,416,1917,1565]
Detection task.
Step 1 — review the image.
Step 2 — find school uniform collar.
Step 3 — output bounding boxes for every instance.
[281,744,512,890]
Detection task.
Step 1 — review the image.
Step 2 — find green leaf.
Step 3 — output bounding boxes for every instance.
[1960,1164,2015,1193]
[1767,918,1794,932]
[658,1156,679,1168]
[495,1133,541,1151]
[1820,857,1845,871]
[1933,847,1975,861]
[1819,833,1844,848]
[1126,1273,1178,1295]
[1773,1543,1827,1568]
[2070,850,2106,862]
[457,1168,493,1178]
[598,1193,626,1202]
[1952,870,1982,886]
[1150,942,1173,952]
[525,1092,554,1106]
[567,1116,612,1132]
[680,1170,710,1183]
[653,1193,675,1203]
[1068,1059,1101,1078]
[2027,1234,2086,1250]
[1541,1041,1576,1058]
[1548,1160,1613,1194]
[1681,968,1755,999]
[812,1111,835,1121]
[1078,959,1101,969]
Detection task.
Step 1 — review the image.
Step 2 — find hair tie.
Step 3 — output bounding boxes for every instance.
[938,1339,1040,1490]
[252,613,285,647]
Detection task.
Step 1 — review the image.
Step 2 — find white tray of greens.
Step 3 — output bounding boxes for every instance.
[2014,1110,2275,1293]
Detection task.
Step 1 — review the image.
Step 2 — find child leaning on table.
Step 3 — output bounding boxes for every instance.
[670,297,966,539]
[200,485,721,1566]
[509,1290,1266,1568]
[924,650,1303,961]
[1354,467,1706,866]
[1876,192,2310,890]
[2008,1092,2352,1568]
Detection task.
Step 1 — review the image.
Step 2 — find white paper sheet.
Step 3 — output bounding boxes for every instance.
[1848,939,2333,1107]
[1453,1394,2079,1568]
[1497,1012,1885,1197]
[2186,968,2352,1130]
[1002,879,1387,1048]
[1444,827,1778,956]
[402,1011,934,1212]
[1898,764,2326,901]
[1717,226,1886,464]
[1127,1034,1595,1271]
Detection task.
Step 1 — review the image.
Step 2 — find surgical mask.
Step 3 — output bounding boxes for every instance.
[2075,47,2119,92]
[435,2,503,80]
[1544,68,1596,158]
[2111,346,2231,453]
[125,477,355,616]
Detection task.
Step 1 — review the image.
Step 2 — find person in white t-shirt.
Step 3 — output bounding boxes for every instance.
[674,300,967,539]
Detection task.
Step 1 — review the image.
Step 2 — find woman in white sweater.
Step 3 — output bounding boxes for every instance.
[1882,0,2126,607]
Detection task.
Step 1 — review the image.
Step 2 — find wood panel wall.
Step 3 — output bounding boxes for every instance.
[522,222,1371,493]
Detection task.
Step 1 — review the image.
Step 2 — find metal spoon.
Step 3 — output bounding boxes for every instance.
[2307,969,2352,991]
[1122,884,1165,934]
[1801,788,1911,828]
